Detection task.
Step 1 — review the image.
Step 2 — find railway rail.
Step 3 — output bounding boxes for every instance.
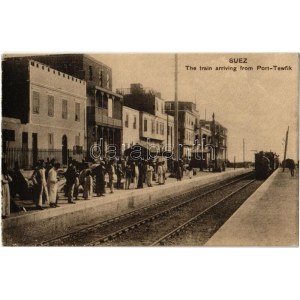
[39,172,254,246]
[151,179,255,246]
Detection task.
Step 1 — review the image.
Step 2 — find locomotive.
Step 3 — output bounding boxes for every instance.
[255,151,279,180]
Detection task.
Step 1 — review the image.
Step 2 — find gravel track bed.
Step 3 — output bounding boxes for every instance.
[99,178,254,246]
[46,174,250,246]
[162,180,263,246]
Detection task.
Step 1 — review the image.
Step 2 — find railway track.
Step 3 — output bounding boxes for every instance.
[151,179,255,246]
[96,177,258,246]
[39,172,254,246]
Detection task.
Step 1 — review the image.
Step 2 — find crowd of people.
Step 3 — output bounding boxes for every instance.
[2,156,299,219]
[1,157,189,218]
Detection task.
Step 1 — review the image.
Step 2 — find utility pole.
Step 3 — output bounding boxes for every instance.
[212,112,217,171]
[174,53,179,161]
[243,138,245,168]
[167,113,169,153]
[283,126,289,172]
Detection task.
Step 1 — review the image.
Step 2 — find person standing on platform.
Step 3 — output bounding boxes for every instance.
[289,160,295,177]
[33,161,50,209]
[1,162,12,219]
[125,163,132,189]
[95,161,106,196]
[152,162,157,183]
[107,160,116,194]
[45,158,55,180]
[74,172,80,200]
[83,170,93,200]
[162,161,167,183]
[146,161,154,187]
[179,160,184,180]
[132,161,139,189]
[65,160,77,204]
[157,162,164,185]
[47,163,60,208]
[137,160,144,189]
[116,160,124,189]
[31,163,39,205]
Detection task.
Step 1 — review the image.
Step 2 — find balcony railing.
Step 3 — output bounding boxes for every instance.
[95,107,122,128]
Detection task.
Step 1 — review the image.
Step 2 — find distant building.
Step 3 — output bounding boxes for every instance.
[14,54,123,158]
[197,122,212,167]
[2,58,86,168]
[117,83,174,153]
[198,113,228,168]
[122,106,140,151]
[165,101,199,158]
[118,83,174,154]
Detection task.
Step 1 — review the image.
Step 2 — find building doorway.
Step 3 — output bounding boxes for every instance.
[22,132,29,168]
[62,135,68,165]
[32,133,38,167]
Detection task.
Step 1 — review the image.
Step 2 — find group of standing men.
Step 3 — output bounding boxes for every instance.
[31,160,61,210]
[1,156,188,218]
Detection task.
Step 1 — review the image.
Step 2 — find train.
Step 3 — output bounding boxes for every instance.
[255,151,279,180]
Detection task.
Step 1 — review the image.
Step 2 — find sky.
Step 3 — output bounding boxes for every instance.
[91,53,299,162]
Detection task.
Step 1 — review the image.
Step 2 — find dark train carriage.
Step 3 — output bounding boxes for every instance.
[255,151,279,180]
[264,152,279,171]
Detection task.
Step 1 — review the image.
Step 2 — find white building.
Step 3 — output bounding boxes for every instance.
[2,58,87,167]
[122,106,140,151]
[120,84,174,155]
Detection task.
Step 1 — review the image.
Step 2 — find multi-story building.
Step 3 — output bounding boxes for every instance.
[118,83,174,155]
[197,122,212,167]
[122,106,140,151]
[165,101,199,158]
[17,54,123,158]
[198,113,228,168]
[2,58,86,168]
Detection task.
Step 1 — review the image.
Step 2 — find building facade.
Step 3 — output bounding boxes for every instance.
[198,113,228,169]
[197,123,212,167]
[122,106,140,151]
[165,101,199,158]
[17,54,123,159]
[2,58,86,168]
[119,83,174,154]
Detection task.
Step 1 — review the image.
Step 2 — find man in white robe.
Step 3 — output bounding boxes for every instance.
[47,163,60,208]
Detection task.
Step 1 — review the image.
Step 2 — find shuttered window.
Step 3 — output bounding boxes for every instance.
[48,95,54,117]
[32,91,40,114]
[75,102,80,121]
[62,100,68,119]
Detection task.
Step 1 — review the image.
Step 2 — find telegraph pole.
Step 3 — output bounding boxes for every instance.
[283,126,289,172]
[174,54,179,161]
[166,113,168,151]
[243,138,245,168]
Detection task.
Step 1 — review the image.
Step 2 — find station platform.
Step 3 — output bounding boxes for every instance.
[205,168,299,247]
[2,168,251,245]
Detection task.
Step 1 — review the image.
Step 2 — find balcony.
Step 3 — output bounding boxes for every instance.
[95,107,122,128]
